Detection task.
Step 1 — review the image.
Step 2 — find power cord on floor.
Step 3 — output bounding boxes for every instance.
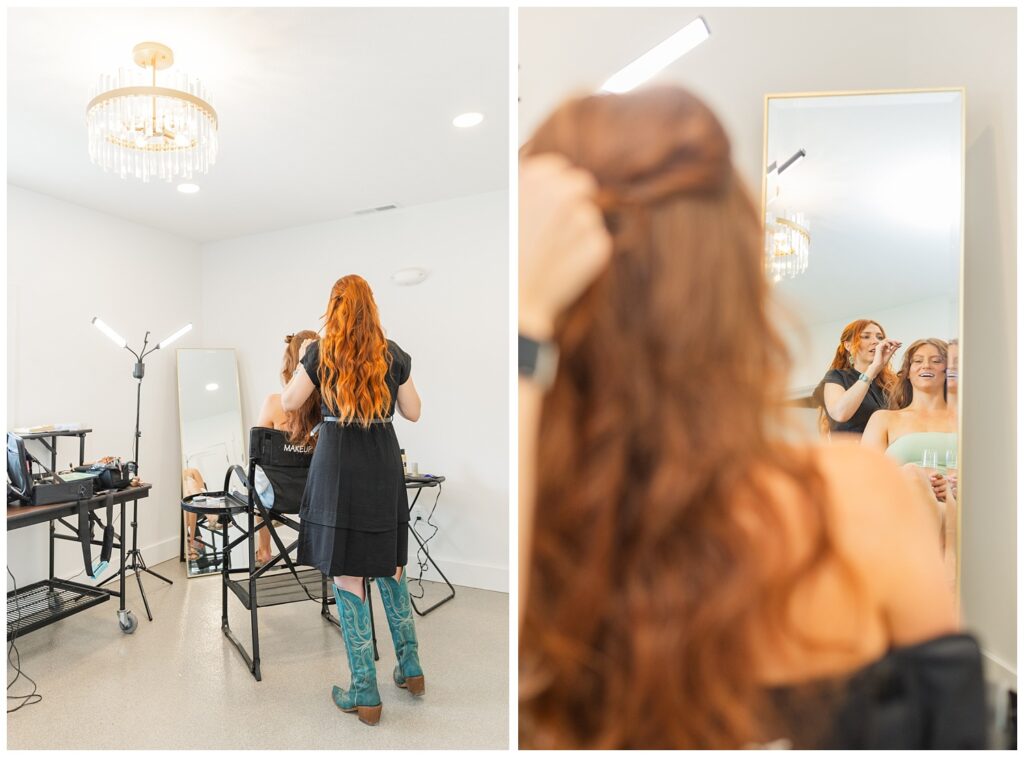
[409,482,443,600]
[7,567,42,713]
[8,498,123,715]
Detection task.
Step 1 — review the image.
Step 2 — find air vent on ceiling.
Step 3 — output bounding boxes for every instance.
[354,204,398,215]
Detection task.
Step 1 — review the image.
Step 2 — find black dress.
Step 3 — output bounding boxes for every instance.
[813,368,888,435]
[761,633,986,748]
[295,339,411,578]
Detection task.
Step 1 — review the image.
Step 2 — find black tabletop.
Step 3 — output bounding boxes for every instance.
[7,484,151,530]
[14,428,93,440]
[405,475,445,489]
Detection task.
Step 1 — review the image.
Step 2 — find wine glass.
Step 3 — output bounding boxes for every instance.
[921,449,939,470]
[945,449,959,502]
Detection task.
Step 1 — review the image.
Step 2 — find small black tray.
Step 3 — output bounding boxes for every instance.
[181,490,248,516]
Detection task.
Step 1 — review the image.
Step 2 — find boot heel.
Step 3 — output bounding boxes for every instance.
[402,675,426,696]
[357,703,383,726]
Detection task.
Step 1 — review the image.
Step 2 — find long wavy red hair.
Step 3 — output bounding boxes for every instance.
[280,330,322,446]
[819,319,896,433]
[318,275,392,427]
[520,87,840,748]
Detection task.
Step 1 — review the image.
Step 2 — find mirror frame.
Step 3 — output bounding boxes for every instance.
[760,87,966,604]
[175,347,246,577]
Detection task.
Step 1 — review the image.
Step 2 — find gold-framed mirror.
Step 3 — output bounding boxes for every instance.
[762,88,965,598]
[176,348,247,577]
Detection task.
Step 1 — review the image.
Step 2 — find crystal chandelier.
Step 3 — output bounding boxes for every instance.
[86,42,218,183]
[765,211,810,283]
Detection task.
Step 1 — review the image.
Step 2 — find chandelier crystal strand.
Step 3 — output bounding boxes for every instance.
[765,211,810,283]
[86,43,217,183]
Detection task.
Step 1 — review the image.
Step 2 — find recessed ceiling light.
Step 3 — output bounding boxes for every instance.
[600,16,711,94]
[205,383,219,391]
[178,183,200,194]
[452,112,484,128]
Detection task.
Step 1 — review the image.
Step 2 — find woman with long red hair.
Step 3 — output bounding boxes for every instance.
[282,274,422,727]
[813,319,900,438]
[518,87,983,748]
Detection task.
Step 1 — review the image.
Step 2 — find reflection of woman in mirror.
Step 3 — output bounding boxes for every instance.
[944,338,959,501]
[861,339,956,506]
[182,467,207,561]
[814,320,899,437]
[253,330,323,567]
[281,274,423,726]
[518,87,982,749]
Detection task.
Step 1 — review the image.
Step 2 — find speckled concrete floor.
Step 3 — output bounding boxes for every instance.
[6,559,509,749]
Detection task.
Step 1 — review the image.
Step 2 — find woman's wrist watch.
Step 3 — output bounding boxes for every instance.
[858,372,872,384]
[519,333,559,388]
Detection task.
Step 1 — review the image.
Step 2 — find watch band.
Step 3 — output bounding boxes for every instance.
[858,372,871,384]
[519,333,559,388]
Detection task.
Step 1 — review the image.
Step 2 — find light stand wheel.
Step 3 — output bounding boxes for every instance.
[118,609,137,634]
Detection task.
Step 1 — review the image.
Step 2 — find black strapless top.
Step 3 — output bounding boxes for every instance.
[761,633,986,749]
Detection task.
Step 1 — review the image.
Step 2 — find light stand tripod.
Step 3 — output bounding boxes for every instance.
[92,318,192,621]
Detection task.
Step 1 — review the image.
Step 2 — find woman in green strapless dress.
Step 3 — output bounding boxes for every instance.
[862,339,957,501]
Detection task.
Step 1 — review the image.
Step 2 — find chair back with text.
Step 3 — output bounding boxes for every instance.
[248,427,313,515]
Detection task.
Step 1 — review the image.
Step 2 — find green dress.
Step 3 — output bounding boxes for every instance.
[884,432,958,473]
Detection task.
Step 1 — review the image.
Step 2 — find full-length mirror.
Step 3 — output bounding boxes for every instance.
[176,348,246,577]
[764,89,964,591]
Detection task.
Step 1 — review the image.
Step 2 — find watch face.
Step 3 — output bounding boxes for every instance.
[519,333,558,387]
[519,334,540,375]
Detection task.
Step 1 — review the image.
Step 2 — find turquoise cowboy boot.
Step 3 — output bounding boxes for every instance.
[376,570,425,696]
[331,584,383,725]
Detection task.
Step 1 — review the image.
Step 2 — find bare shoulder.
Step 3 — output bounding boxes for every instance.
[763,442,954,650]
[259,392,283,412]
[809,444,955,643]
[810,442,938,565]
[257,393,286,427]
[813,442,913,519]
[864,408,892,428]
[814,441,899,486]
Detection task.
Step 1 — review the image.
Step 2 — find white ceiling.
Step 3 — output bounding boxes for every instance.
[8,7,508,242]
[519,8,963,327]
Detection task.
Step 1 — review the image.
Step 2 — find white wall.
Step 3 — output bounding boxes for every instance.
[7,186,203,587]
[200,191,509,592]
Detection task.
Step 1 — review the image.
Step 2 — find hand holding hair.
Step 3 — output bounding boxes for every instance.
[518,154,612,340]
